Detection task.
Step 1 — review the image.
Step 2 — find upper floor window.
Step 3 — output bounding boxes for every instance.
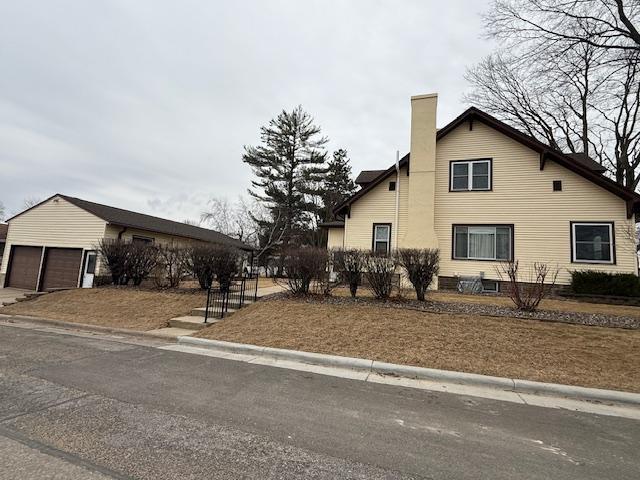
[450,159,492,191]
[571,222,614,264]
[373,224,391,253]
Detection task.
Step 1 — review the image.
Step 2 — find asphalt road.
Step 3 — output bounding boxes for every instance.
[0,322,638,479]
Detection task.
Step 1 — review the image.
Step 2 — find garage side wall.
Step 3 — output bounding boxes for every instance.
[103,225,200,248]
[0,197,108,284]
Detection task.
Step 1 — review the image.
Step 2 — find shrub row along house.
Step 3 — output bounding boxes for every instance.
[0,194,254,291]
[323,93,640,291]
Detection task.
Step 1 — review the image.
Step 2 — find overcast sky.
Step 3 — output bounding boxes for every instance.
[0,0,494,222]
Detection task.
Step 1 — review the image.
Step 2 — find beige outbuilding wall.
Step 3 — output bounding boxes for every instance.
[103,225,199,248]
[326,227,345,250]
[434,121,637,285]
[0,196,108,280]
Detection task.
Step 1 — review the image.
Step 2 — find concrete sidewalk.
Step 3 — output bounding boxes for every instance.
[0,287,34,306]
[173,336,640,417]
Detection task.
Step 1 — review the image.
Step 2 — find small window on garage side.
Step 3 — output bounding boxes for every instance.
[571,222,614,264]
[132,235,154,245]
[389,181,396,191]
[372,224,391,254]
[553,180,562,191]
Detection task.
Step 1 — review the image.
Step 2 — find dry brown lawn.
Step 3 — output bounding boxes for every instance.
[1,287,207,331]
[196,298,640,392]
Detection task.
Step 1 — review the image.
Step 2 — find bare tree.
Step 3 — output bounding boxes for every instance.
[22,196,41,210]
[467,1,640,191]
[487,0,640,53]
[591,51,640,189]
[0,201,5,222]
[201,196,260,245]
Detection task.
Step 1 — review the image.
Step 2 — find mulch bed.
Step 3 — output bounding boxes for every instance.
[269,292,640,329]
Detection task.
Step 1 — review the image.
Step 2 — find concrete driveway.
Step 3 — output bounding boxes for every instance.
[0,319,638,480]
[0,287,33,306]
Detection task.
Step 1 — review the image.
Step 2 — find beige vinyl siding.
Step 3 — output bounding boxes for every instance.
[327,228,345,249]
[1,196,107,276]
[103,225,200,248]
[434,121,637,285]
[344,166,409,250]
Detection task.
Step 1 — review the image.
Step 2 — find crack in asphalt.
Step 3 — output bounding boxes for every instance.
[0,393,92,423]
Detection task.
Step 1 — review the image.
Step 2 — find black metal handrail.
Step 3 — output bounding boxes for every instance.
[204,275,259,323]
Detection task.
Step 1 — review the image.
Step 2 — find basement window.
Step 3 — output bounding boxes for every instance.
[389,181,396,191]
[482,280,499,293]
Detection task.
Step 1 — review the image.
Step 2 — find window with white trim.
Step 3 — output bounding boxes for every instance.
[373,224,391,253]
[571,223,614,263]
[450,159,491,191]
[453,225,512,261]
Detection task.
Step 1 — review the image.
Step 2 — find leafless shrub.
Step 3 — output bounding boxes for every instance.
[397,248,440,301]
[210,244,242,293]
[127,242,159,286]
[187,245,218,289]
[364,253,397,300]
[187,243,242,290]
[98,239,129,285]
[98,239,158,286]
[496,260,559,312]
[155,242,189,288]
[333,249,365,298]
[282,247,328,295]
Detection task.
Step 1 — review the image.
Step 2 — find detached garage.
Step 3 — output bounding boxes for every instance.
[0,194,253,292]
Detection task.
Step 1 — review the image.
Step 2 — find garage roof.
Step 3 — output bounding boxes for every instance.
[8,195,254,251]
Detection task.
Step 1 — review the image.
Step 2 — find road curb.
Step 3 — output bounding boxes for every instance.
[0,314,177,342]
[177,336,640,406]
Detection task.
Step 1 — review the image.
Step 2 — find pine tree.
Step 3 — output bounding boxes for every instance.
[321,149,357,221]
[243,106,328,261]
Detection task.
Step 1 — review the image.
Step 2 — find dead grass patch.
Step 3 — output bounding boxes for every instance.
[196,298,640,392]
[2,287,207,331]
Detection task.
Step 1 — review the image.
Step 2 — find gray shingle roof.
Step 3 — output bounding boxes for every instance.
[59,195,254,251]
[566,153,607,173]
[355,170,386,185]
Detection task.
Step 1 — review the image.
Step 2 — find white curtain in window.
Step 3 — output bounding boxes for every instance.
[469,227,495,259]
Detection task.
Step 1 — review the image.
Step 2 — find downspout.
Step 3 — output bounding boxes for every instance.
[394,150,400,250]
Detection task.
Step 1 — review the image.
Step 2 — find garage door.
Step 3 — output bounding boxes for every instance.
[7,246,43,290]
[40,248,83,291]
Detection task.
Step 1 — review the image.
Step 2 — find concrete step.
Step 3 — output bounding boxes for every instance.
[169,316,215,330]
[190,307,237,318]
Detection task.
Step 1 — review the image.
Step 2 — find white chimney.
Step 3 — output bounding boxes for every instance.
[402,93,439,249]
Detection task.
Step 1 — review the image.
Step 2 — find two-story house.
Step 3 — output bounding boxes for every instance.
[324,94,640,289]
